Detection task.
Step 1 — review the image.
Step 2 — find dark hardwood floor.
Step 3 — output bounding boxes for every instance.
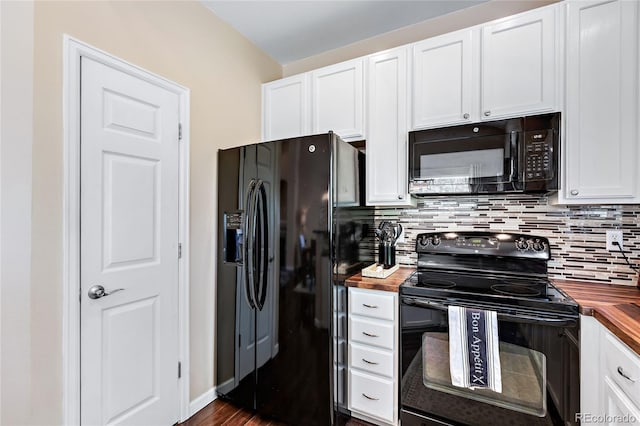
[180,399,372,426]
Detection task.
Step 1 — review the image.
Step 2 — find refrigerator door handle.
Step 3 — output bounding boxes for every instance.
[243,179,258,309]
[254,180,269,311]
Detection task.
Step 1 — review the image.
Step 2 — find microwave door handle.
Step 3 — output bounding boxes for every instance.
[402,297,577,327]
[507,131,518,183]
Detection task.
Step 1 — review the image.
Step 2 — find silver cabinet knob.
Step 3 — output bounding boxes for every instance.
[570,190,579,196]
[484,110,491,117]
[398,195,403,199]
[88,284,124,299]
[463,113,470,119]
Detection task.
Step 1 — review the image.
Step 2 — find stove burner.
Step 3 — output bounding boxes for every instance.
[420,278,456,289]
[491,284,541,297]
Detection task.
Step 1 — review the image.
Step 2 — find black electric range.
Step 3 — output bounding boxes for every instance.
[399,231,580,426]
[400,231,578,317]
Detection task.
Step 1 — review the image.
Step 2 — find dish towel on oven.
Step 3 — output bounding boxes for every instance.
[448,306,502,393]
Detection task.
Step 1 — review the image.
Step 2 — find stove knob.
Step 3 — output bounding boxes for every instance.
[515,238,528,250]
[532,239,546,252]
[417,236,430,248]
[431,236,441,246]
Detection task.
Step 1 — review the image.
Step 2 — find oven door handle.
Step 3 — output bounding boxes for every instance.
[402,297,578,327]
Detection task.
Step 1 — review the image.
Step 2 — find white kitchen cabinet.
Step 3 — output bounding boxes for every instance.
[412,29,476,129]
[311,59,365,142]
[411,4,559,130]
[561,0,640,204]
[366,47,413,206]
[603,377,640,425]
[347,287,398,425]
[480,5,558,120]
[581,315,640,423]
[262,73,311,141]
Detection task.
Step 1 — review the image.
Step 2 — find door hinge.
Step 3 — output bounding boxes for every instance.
[178,362,182,379]
[178,123,182,141]
[178,243,182,259]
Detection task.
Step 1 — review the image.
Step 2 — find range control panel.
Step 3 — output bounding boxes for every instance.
[415,231,551,260]
[523,129,554,181]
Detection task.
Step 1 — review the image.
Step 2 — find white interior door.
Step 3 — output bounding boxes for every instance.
[80,56,180,426]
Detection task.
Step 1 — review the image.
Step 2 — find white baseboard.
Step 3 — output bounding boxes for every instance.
[215,377,235,395]
[189,387,217,419]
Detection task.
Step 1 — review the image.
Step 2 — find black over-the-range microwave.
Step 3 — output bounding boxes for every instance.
[408,112,560,195]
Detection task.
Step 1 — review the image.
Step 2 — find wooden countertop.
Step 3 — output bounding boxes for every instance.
[345,267,415,293]
[344,272,640,354]
[553,279,640,355]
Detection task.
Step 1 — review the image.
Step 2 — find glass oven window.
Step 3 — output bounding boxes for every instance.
[401,304,573,426]
[420,332,546,417]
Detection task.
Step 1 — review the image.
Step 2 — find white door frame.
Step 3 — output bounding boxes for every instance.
[62,36,191,425]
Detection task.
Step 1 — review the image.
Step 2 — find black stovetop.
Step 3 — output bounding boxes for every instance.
[401,270,578,316]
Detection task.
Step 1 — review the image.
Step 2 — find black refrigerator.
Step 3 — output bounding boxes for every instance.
[216,133,374,425]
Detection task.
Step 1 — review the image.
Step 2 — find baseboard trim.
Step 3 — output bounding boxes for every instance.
[189,387,217,418]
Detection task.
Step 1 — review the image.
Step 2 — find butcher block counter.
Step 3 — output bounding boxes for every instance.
[554,279,640,355]
[345,267,415,293]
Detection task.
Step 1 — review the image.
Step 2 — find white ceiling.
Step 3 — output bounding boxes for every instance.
[202,1,489,64]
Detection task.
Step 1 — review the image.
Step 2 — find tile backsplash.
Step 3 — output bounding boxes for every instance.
[376,194,640,286]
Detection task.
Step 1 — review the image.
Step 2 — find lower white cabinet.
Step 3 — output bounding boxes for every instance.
[347,287,398,425]
[581,315,640,424]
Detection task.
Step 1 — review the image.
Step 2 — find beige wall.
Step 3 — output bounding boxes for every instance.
[1,1,34,425]
[283,0,560,76]
[25,1,280,424]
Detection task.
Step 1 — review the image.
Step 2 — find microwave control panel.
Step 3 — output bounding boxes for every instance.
[523,130,554,181]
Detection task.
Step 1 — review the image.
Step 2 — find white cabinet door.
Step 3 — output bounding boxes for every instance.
[312,59,364,141]
[581,315,604,418]
[412,29,476,129]
[481,6,557,120]
[262,74,310,141]
[563,0,639,203]
[366,47,412,206]
[602,377,640,425]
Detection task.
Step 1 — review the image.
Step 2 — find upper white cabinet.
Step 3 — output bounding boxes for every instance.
[412,29,476,129]
[312,59,365,142]
[481,6,558,120]
[366,47,412,206]
[411,4,559,130]
[561,0,640,204]
[262,74,311,141]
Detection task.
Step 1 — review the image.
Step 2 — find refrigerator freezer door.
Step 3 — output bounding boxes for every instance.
[216,146,257,410]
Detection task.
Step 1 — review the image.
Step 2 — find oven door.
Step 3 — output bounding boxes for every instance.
[408,128,520,194]
[400,296,579,426]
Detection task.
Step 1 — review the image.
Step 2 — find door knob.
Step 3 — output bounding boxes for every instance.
[463,113,470,119]
[484,110,491,117]
[88,284,124,299]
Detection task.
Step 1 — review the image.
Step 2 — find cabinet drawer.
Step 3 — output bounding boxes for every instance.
[349,369,394,424]
[349,288,396,321]
[603,331,640,404]
[349,342,394,378]
[349,316,394,350]
[603,376,640,422]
